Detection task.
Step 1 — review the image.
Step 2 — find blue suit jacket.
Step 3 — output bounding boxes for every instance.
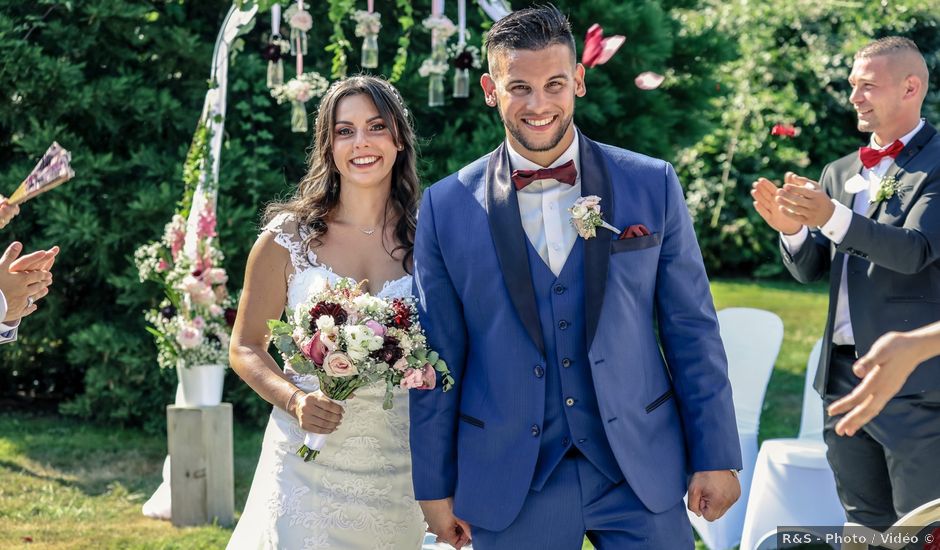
[410,132,742,530]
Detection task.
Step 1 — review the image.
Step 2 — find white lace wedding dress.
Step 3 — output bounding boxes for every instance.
[227,214,425,550]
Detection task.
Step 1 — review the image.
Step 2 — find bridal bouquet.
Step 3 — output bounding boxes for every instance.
[267,277,454,461]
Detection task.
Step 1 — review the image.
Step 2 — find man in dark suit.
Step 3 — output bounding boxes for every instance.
[752,36,939,527]
[412,5,741,549]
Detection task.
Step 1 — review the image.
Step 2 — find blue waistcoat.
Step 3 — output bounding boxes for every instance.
[525,237,624,490]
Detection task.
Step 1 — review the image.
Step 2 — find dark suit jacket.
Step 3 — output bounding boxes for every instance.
[781,122,940,396]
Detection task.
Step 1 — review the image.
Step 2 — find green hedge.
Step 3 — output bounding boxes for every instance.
[1,0,936,431]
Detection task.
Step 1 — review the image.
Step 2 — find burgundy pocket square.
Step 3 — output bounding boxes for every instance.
[618,224,651,240]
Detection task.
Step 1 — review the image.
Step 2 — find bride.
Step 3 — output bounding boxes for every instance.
[227,75,425,549]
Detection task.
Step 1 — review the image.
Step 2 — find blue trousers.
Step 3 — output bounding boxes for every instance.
[470,454,694,549]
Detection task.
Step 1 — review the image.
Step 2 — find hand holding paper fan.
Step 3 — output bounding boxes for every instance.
[8,142,75,206]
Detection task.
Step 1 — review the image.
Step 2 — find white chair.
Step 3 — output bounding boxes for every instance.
[690,308,784,550]
[840,496,940,549]
[739,339,846,550]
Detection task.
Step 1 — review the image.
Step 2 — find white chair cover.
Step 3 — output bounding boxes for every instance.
[739,339,847,550]
[690,308,784,550]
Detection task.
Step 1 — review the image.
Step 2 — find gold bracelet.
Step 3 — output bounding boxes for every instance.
[286,389,304,414]
[729,469,739,478]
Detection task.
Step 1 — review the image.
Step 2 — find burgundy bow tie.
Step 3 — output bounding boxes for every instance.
[859,139,904,169]
[511,159,578,190]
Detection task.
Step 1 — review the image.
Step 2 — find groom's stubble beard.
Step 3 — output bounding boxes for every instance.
[495,97,574,154]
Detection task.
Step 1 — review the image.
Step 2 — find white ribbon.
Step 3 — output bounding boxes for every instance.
[457,0,466,46]
[271,3,281,36]
[300,391,347,458]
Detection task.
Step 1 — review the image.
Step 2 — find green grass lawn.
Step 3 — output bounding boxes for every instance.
[1,278,828,549]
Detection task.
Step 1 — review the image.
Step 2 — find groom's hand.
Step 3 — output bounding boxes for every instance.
[419,498,472,549]
[687,470,740,521]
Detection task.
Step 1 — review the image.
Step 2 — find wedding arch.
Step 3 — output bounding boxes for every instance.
[135,0,511,379]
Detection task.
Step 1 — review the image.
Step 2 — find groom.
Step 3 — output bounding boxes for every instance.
[410,5,741,548]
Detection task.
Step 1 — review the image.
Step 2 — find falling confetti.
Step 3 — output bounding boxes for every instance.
[582,24,625,68]
[634,71,665,90]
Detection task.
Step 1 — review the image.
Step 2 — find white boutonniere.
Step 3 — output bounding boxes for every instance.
[568,195,621,239]
[871,175,901,204]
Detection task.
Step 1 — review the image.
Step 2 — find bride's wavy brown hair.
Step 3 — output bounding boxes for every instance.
[264,75,420,273]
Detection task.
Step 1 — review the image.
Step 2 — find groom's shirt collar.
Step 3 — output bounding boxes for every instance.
[506,130,581,189]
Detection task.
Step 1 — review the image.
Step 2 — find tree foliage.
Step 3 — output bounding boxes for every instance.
[678,0,939,276]
[1,0,936,430]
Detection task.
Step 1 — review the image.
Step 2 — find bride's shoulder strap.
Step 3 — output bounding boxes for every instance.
[260,212,315,272]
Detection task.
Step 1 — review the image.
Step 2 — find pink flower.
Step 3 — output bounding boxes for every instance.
[400,368,425,389]
[170,234,184,262]
[177,325,203,350]
[301,331,330,365]
[581,23,625,68]
[365,319,386,337]
[192,316,206,329]
[197,208,217,239]
[392,358,409,371]
[156,259,169,272]
[193,285,217,306]
[182,275,204,294]
[323,351,358,377]
[206,268,228,285]
[209,304,224,316]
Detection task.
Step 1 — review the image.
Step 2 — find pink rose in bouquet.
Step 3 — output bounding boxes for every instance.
[323,351,358,377]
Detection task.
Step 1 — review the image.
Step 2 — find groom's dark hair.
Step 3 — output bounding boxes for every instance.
[484,4,576,73]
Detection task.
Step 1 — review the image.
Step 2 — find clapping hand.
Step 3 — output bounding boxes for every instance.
[775,172,835,228]
[752,172,834,233]
[751,177,803,235]
[0,242,58,322]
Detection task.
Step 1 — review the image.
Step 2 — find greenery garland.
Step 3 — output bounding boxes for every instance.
[178,117,214,219]
[325,0,356,78]
[389,0,414,83]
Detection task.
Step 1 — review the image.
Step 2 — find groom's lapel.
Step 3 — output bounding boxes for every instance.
[579,132,613,349]
[865,122,937,219]
[485,143,546,356]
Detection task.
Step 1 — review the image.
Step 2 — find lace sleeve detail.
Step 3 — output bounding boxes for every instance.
[262,212,315,274]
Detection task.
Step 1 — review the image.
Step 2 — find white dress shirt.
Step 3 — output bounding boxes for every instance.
[0,289,19,343]
[782,119,926,345]
[507,132,582,276]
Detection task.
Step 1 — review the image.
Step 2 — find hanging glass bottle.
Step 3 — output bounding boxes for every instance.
[452,68,469,98]
[291,100,308,133]
[265,37,285,88]
[288,2,313,56]
[428,74,445,107]
[361,34,379,68]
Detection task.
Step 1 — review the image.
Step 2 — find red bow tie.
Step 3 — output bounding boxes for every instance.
[859,140,904,169]
[511,159,578,190]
